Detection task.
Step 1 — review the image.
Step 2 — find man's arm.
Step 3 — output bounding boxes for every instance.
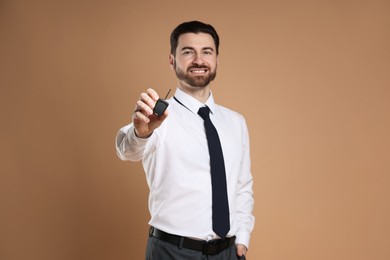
[235,117,255,256]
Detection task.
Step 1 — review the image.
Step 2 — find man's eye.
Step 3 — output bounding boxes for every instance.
[183,51,192,55]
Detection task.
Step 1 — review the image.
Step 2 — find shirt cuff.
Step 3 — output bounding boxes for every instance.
[128,127,151,145]
[235,230,251,249]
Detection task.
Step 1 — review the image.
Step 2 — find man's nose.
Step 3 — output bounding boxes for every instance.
[192,54,204,65]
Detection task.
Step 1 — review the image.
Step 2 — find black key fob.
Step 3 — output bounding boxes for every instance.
[152,89,171,116]
[153,98,169,116]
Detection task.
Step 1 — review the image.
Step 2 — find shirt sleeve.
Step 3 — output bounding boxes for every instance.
[115,123,150,161]
[234,117,255,249]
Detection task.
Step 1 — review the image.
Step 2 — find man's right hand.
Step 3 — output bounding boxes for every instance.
[132,88,169,138]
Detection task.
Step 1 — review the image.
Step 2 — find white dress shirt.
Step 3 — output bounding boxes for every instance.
[116,88,254,248]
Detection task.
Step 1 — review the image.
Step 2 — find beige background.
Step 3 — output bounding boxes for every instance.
[1,0,389,259]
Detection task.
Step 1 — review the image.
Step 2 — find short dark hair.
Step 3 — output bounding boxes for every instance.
[170,20,220,55]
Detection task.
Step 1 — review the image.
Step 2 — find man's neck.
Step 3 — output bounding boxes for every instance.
[177,83,211,104]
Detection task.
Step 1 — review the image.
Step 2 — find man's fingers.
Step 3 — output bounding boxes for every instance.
[133,110,150,123]
[236,244,247,257]
[141,88,160,107]
[131,88,168,138]
[135,88,167,118]
[136,99,153,116]
[146,88,159,101]
[139,93,156,111]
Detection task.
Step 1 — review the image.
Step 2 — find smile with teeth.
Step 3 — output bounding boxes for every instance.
[189,68,208,74]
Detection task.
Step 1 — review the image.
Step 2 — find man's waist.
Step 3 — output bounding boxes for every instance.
[149,226,236,255]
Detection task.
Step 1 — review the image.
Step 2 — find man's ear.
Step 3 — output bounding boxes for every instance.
[169,54,175,69]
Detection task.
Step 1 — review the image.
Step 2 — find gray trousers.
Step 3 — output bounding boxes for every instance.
[146,236,246,260]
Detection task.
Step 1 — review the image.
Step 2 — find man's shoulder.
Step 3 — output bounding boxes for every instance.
[215,104,246,122]
[216,104,243,116]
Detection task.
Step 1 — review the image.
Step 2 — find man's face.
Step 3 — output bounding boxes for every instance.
[170,32,218,88]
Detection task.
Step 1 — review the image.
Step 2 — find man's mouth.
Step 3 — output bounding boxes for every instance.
[189,67,208,74]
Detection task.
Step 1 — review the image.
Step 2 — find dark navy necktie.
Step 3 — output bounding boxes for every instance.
[198,106,230,238]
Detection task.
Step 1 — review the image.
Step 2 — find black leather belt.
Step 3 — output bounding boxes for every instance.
[149,227,236,255]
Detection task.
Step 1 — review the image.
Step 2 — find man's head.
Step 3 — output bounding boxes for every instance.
[170,21,220,56]
[169,21,219,89]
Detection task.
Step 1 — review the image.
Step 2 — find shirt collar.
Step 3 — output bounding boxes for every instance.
[174,88,217,114]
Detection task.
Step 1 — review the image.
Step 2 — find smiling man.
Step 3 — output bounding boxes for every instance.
[116,21,254,259]
[172,34,217,89]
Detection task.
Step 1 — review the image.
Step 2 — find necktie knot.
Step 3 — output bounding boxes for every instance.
[198,106,210,120]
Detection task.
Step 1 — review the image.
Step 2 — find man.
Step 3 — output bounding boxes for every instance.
[116,21,254,259]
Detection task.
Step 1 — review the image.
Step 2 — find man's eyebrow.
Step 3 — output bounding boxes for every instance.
[180,46,215,52]
[180,46,195,51]
[202,47,215,51]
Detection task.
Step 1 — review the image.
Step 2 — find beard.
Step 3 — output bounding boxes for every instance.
[174,64,217,88]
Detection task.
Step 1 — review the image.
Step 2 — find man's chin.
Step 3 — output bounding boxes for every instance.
[188,76,211,88]
[188,80,209,88]
[176,72,215,88]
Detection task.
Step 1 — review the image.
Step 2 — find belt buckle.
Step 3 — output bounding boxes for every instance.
[202,239,220,255]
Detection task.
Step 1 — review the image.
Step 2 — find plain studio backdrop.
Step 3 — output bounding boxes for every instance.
[1,1,389,259]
